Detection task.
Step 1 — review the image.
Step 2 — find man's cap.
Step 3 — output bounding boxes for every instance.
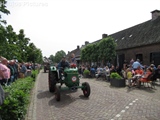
[150,64,154,67]
[137,59,140,62]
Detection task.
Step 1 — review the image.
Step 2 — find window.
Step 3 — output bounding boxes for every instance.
[136,54,143,62]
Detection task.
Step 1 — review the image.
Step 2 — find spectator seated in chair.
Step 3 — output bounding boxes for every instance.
[131,66,144,86]
[136,67,156,88]
[95,67,105,80]
[140,68,152,82]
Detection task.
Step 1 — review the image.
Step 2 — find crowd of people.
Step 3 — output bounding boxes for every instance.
[54,54,160,85]
[125,59,160,87]
[77,64,121,80]
[0,56,36,86]
[77,59,160,85]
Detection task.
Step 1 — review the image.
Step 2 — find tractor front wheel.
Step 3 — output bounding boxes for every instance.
[82,82,90,97]
[55,86,61,101]
[48,71,56,92]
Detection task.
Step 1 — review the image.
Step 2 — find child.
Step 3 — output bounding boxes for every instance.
[126,68,133,87]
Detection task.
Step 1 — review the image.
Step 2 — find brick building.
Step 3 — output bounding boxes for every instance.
[111,9,160,68]
[66,10,160,69]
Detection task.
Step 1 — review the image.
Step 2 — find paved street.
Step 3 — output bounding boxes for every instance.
[25,70,160,120]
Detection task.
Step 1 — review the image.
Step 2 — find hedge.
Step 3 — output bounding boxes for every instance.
[0,70,39,120]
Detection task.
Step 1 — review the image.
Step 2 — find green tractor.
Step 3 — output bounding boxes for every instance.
[43,57,51,73]
[48,65,91,101]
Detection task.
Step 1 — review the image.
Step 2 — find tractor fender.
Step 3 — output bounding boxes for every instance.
[50,66,60,79]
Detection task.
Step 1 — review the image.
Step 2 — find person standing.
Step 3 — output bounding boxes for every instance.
[0,84,4,105]
[71,53,76,64]
[0,57,10,86]
[105,66,110,81]
[132,59,143,70]
[19,62,27,78]
[0,83,5,120]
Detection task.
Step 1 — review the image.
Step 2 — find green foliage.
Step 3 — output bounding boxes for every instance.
[98,36,117,62]
[54,50,66,63]
[0,70,39,120]
[0,0,10,25]
[26,43,43,63]
[49,55,55,63]
[31,70,39,79]
[83,69,90,75]
[110,72,123,79]
[0,1,43,63]
[0,25,43,63]
[80,36,117,63]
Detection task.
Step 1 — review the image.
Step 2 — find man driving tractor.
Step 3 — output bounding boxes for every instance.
[58,56,70,69]
[57,56,70,80]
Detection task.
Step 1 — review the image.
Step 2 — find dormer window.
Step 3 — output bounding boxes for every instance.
[129,34,132,37]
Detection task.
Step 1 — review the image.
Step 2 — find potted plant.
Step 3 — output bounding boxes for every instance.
[110,72,126,87]
[83,69,90,78]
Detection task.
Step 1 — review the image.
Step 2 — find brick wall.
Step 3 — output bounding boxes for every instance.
[116,43,160,66]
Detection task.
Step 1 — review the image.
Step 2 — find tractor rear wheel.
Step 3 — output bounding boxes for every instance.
[82,82,91,97]
[55,85,61,101]
[48,71,56,92]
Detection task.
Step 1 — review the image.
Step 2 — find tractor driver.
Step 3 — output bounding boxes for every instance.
[58,56,70,70]
[58,56,70,79]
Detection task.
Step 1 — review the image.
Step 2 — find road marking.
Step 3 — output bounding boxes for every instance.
[116,114,121,117]
[111,99,138,120]
[121,110,125,113]
[125,106,129,109]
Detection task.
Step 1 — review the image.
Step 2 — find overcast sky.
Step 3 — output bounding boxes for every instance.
[2,0,160,57]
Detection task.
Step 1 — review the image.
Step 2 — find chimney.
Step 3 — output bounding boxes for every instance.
[102,34,108,39]
[151,9,160,20]
[85,41,89,45]
[77,45,80,49]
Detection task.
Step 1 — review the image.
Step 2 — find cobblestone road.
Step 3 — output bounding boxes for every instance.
[25,70,160,120]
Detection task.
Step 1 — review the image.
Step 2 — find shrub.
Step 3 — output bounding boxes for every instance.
[0,70,39,120]
[31,70,39,79]
[83,69,90,75]
[110,72,123,79]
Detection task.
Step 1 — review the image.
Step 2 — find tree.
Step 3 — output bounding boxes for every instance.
[0,0,10,25]
[49,55,55,63]
[81,48,87,62]
[54,50,66,63]
[4,25,19,59]
[27,43,43,64]
[16,29,30,61]
[81,36,117,66]
[0,25,7,55]
[90,43,98,62]
[0,1,43,63]
[98,36,117,62]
